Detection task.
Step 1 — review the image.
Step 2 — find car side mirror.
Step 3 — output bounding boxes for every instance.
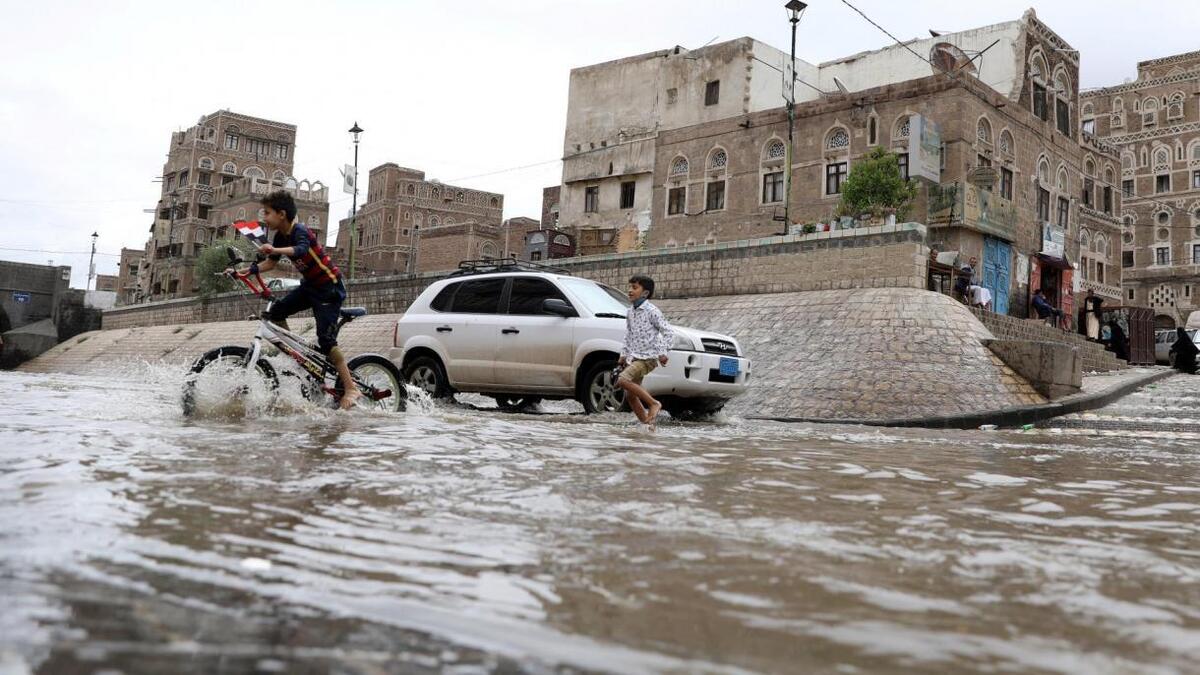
[543,298,577,317]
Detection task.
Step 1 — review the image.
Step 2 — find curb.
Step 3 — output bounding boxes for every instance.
[751,369,1179,430]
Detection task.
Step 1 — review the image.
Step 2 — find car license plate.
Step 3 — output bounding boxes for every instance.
[719,357,739,376]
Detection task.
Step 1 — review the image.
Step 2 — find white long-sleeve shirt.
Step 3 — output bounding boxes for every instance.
[622,300,674,360]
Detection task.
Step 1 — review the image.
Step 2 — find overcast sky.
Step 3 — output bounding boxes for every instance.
[1,0,1196,288]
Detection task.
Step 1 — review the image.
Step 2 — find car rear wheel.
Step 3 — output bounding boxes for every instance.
[404,355,452,399]
[580,360,626,414]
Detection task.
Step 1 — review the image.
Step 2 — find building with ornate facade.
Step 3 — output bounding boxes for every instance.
[138,110,328,300]
[564,10,1123,319]
[1082,50,1200,328]
[333,163,504,275]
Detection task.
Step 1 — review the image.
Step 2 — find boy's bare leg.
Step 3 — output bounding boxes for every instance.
[329,347,361,410]
[624,380,661,424]
[619,379,648,423]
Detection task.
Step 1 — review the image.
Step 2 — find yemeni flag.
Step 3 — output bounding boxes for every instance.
[233,220,268,246]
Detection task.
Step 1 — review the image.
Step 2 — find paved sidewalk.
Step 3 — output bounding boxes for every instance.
[758,367,1176,429]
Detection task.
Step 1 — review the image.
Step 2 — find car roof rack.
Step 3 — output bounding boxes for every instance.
[446,257,572,278]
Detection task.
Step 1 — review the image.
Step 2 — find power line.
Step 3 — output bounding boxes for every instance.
[0,246,122,257]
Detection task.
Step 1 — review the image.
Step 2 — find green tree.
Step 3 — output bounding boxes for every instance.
[194,237,258,297]
[836,146,918,220]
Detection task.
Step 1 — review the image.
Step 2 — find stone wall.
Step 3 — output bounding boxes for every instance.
[103,224,929,330]
[967,306,1128,372]
[26,287,1044,423]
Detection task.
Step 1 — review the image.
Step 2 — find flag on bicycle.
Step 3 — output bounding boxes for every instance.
[234,220,268,245]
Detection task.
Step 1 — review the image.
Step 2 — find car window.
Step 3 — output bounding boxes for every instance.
[558,278,631,315]
[430,283,458,311]
[448,278,505,314]
[507,277,571,315]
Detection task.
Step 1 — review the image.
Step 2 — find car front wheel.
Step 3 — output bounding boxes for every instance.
[580,360,626,414]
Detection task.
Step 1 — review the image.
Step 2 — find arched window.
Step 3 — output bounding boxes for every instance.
[826,127,850,150]
[670,156,690,177]
[1084,158,1096,177]
[243,166,265,180]
[236,208,246,220]
[479,241,498,260]
[406,184,415,196]
[1168,92,1185,119]
[429,215,440,227]
[893,115,911,141]
[444,217,454,224]
[272,170,286,182]
[222,162,237,175]
[764,139,785,160]
[198,157,214,170]
[999,130,1013,155]
[1113,97,1124,111]
[708,148,728,170]
[1154,147,1170,170]
[489,197,499,208]
[1057,167,1069,192]
[976,116,992,144]
[1037,158,1050,184]
[431,187,440,200]
[1082,102,1094,117]
[194,229,207,244]
[761,139,786,204]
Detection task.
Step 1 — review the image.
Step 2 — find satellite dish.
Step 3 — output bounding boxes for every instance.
[832,76,850,95]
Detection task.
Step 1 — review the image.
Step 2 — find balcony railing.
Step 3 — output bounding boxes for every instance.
[1079,278,1122,299]
[928,181,1017,241]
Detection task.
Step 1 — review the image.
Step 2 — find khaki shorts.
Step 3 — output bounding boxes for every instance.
[619,358,658,384]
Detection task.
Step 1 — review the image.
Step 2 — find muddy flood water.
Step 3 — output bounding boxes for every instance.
[1,366,1198,674]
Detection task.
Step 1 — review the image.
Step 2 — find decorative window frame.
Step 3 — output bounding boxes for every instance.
[998,129,1014,158]
[198,157,214,170]
[222,162,237,175]
[892,114,912,145]
[976,115,993,146]
[760,137,787,206]
[668,155,690,182]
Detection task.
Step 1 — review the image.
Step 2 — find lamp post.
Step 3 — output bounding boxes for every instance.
[781,0,808,235]
[87,231,99,290]
[348,122,363,279]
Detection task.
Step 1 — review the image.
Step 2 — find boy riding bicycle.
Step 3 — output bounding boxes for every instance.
[231,191,361,410]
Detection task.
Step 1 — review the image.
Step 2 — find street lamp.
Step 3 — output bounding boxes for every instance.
[781,0,808,235]
[88,231,99,290]
[348,121,363,279]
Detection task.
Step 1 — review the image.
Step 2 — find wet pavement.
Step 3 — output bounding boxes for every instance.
[1,365,1198,674]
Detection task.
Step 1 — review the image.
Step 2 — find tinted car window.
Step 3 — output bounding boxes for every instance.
[448,278,505,314]
[430,283,458,311]
[508,277,571,315]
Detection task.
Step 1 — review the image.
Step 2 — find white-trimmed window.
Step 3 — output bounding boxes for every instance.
[198,157,214,170]
[222,162,237,175]
[761,139,786,204]
[976,116,992,145]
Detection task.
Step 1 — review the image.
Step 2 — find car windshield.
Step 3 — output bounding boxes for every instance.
[558,278,631,316]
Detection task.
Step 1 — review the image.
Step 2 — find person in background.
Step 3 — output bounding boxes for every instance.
[1032,288,1064,328]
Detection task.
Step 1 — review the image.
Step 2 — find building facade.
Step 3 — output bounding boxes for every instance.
[139,110,328,300]
[577,10,1121,319]
[115,247,145,305]
[334,163,504,275]
[1082,50,1200,328]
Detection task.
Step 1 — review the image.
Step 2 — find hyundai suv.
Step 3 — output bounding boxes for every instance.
[389,262,751,416]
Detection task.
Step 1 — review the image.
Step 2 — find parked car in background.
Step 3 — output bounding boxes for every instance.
[1155,329,1175,364]
[389,260,752,417]
[266,278,301,293]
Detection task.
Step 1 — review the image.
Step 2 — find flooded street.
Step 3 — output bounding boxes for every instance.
[1,367,1198,674]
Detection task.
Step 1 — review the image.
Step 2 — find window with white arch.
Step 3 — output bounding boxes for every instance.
[670,156,689,178]
[198,157,214,170]
[999,130,1013,155]
[222,162,237,175]
[764,139,785,161]
[976,117,992,145]
[243,166,265,180]
[826,128,850,150]
[893,115,911,141]
[761,139,786,204]
[708,148,728,171]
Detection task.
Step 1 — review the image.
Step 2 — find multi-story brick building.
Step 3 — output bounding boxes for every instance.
[1082,50,1200,328]
[578,10,1122,319]
[139,110,328,300]
[334,163,504,275]
[115,247,146,305]
[541,186,561,231]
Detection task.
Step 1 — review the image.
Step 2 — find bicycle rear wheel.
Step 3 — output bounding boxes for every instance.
[343,354,406,412]
[182,346,279,416]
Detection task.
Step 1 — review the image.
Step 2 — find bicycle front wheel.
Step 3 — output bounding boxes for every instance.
[182,345,279,416]
[344,354,406,413]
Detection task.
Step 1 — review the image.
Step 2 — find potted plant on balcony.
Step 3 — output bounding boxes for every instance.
[836,146,918,226]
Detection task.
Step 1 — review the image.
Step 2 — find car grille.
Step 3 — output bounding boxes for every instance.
[701,338,738,356]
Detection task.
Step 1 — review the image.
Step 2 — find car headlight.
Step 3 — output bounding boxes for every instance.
[672,334,695,351]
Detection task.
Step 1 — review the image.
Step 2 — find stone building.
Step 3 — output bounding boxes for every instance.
[634,10,1121,319]
[139,110,328,300]
[500,217,543,259]
[115,247,146,306]
[541,186,561,230]
[333,163,504,276]
[559,37,795,254]
[1081,50,1200,329]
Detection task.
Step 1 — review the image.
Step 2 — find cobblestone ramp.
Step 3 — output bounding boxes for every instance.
[20,289,1042,422]
[1039,374,1200,440]
[656,288,1046,421]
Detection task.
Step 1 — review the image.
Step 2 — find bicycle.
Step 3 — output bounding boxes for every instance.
[181,247,406,416]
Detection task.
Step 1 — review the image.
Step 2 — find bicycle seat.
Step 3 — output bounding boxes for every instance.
[340,307,368,319]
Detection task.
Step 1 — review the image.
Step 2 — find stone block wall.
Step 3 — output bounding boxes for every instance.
[103,224,929,330]
[967,306,1128,372]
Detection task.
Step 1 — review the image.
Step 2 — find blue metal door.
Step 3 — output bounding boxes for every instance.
[983,237,1011,315]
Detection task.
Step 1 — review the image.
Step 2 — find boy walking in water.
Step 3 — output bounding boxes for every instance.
[617,274,674,427]
[240,190,360,410]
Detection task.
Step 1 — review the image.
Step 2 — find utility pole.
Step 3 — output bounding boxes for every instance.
[782,0,808,235]
[348,122,363,279]
[87,231,98,290]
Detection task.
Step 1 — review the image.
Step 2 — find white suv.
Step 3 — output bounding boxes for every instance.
[389,265,751,416]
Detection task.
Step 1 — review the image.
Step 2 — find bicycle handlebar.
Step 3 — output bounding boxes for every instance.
[223,266,273,300]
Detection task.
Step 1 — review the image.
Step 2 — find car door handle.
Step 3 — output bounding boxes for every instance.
[436,326,453,333]
[501,328,520,334]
